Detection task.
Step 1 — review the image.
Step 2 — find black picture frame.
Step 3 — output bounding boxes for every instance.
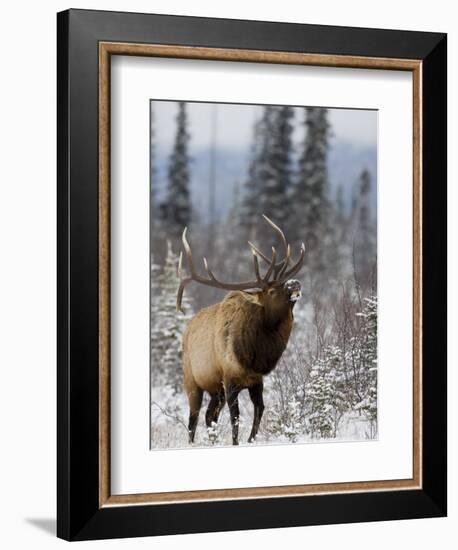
[57,8,447,541]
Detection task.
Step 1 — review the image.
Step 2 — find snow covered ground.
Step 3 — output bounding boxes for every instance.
[150,382,376,450]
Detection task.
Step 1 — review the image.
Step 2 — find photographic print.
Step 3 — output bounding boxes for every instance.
[58,13,446,539]
[150,100,378,449]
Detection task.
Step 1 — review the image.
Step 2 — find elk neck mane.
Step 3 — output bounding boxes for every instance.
[219,291,293,376]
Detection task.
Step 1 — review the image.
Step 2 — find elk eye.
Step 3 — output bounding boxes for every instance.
[268,288,276,296]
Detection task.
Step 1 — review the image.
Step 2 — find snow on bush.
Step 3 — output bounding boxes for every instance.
[150,241,193,393]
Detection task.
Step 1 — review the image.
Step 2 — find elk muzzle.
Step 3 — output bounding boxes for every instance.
[285,279,302,302]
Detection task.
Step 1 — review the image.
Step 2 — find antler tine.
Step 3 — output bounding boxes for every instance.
[176,251,186,311]
[176,277,192,313]
[279,243,306,282]
[263,247,277,282]
[249,244,277,285]
[203,257,218,282]
[247,241,271,264]
[250,247,263,283]
[262,214,288,259]
[247,216,290,276]
[182,227,196,275]
[177,251,183,278]
[176,228,199,312]
[275,244,291,281]
[177,227,198,312]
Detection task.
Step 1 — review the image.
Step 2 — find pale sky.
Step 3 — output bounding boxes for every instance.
[151,100,377,154]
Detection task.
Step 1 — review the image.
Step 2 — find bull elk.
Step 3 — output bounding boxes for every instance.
[177,215,305,445]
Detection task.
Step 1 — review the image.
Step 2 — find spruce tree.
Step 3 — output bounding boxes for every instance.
[161,102,192,239]
[239,117,260,240]
[353,168,375,289]
[150,242,193,392]
[220,181,245,279]
[240,106,275,241]
[305,346,349,438]
[353,296,377,435]
[150,257,164,387]
[240,105,294,250]
[262,106,294,229]
[294,107,330,243]
[358,168,371,233]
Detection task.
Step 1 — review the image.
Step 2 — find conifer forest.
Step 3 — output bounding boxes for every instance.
[150,100,378,449]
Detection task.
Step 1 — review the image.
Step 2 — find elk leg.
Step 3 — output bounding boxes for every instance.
[205,389,225,428]
[215,391,226,422]
[248,383,265,443]
[187,387,203,444]
[226,384,240,445]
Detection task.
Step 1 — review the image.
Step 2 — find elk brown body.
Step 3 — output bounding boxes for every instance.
[177,216,305,445]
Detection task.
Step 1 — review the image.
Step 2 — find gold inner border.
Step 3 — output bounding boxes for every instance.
[98,42,423,507]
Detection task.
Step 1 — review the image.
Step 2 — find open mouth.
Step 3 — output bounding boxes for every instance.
[289,290,302,302]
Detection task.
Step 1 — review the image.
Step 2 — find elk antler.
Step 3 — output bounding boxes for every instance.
[176,216,305,312]
[176,228,277,312]
[279,242,306,281]
[248,215,305,282]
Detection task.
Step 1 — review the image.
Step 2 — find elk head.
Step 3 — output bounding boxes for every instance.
[176,215,305,314]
